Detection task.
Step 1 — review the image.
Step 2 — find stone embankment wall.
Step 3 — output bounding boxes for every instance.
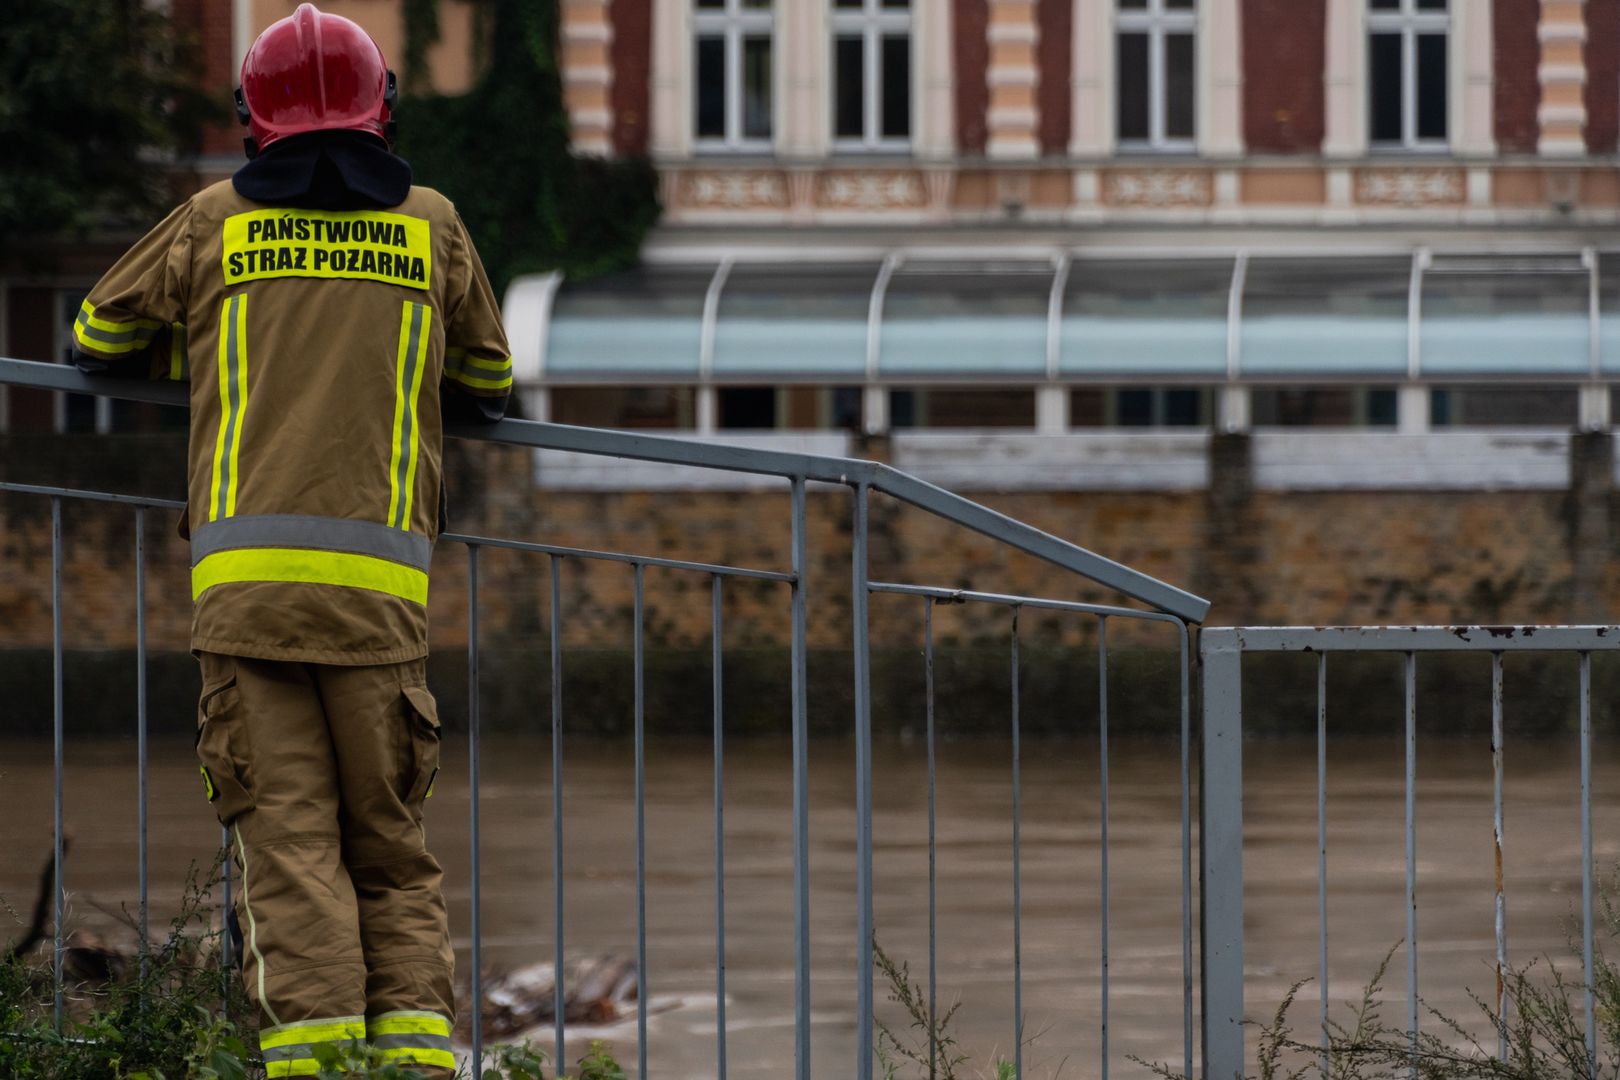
[3,431,1617,737]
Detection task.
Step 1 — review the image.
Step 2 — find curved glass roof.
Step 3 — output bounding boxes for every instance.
[713,262,879,376]
[1060,258,1232,376]
[879,261,1055,376]
[1241,257,1410,375]
[536,251,1608,381]
[545,265,716,377]
[1419,256,1591,376]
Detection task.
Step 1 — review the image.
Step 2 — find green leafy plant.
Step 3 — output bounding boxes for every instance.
[396,0,660,299]
[0,859,624,1080]
[0,0,220,246]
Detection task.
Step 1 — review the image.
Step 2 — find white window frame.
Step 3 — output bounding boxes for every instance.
[831,0,914,153]
[1366,0,1451,151]
[1115,0,1199,153]
[693,0,775,153]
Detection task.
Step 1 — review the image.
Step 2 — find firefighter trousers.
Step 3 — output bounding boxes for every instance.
[194,652,455,1078]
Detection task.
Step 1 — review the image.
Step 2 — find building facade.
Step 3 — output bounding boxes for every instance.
[5,1,1620,466]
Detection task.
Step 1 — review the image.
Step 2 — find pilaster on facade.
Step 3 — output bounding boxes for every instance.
[1200,0,1244,157]
[1322,0,1367,158]
[778,0,831,159]
[915,0,957,160]
[561,0,615,157]
[987,0,1041,159]
[649,0,691,158]
[1069,0,1114,155]
[1539,0,1589,156]
[1453,0,1496,156]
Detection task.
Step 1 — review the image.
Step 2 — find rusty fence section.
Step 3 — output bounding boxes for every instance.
[1200,625,1620,1080]
[0,356,1207,1079]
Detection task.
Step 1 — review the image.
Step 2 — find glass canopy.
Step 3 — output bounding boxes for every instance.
[878,260,1054,375]
[537,252,1606,381]
[1058,258,1232,375]
[546,265,716,377]
[1419,257,1591,376]
[713,262,879,376]
[1600,253,1620,375]
[1241,257,1410,375]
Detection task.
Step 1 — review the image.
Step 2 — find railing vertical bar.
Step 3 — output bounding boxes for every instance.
[550,555,567,1070]
[467,545,484,1073]
[1317,652,1329,1074]
[135,507,150,980]
[1011,605,1024,1080]
[925,599,938,1080]
[1404,651,1418,1079]
[1099,615,1110,1080]
[1581,651,1595,1074]
[1199,630,1246,1080]
[712,575,728,1080]
[50,497,64,1031]
[789,477,811,1080]
[1178,620,1193,1080]
[853,482,875,1080]
[634,564,649,1079]
[1492,651,1507,1062]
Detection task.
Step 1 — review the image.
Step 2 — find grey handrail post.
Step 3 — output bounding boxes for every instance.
[1201,628,1244,1080]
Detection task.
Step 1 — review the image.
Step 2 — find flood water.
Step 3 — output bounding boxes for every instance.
[2,734,1616,1079]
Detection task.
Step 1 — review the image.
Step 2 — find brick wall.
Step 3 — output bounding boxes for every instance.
[3,434,1615,656]
[610,0,652,156]
[1588,0,1620,153]
[1241,0,1326,153]
[172,0,241,159]
[1036,0,1072,155]
[955,0,990,155]
[1494,0,1542,154]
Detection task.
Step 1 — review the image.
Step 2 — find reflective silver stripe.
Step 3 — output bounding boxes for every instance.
[75,310,159,346]
[371,1033,454,1054]
[262,1037,364,1064]
[191,514,432,570]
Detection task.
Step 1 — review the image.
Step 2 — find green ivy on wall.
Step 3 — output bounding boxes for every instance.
[396,0,660,297]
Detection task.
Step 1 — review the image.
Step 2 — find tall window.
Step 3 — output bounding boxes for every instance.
[1116,0,1196,151]
[1368,0,1449,149]
[832,0,912,151]
[694,0,773,151]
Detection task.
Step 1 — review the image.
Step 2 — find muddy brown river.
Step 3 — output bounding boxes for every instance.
[2,735,1616,1079]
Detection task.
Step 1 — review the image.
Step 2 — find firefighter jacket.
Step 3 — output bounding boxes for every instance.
[73,177,511,665]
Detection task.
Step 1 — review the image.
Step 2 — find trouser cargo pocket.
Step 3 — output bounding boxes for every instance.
[401,684,441,806]
[195,662,255,825]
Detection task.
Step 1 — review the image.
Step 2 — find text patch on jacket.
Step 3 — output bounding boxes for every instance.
[222,209,431,290]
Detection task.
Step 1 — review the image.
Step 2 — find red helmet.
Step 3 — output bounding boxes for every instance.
[235,3,396,156]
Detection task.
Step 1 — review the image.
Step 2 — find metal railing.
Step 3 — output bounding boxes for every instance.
[1201,626,1620,1080]
[0,356,1206,1079]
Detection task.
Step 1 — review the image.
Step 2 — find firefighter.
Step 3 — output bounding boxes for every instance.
[71,5,510,1076]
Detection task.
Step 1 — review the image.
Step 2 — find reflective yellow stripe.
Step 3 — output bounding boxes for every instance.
[192,548,429,605]
[209,296,248,522]
[444,367,512,391]
[259,1016,367,1049]
[368,1013,452,1037]
[460,353,512,372]
[168,322,187,381]
[375,1047,456,1069]
[387,302,431,530]
[199,765,215,801]
[265,1061,321,1077]
[72,324,149,354]
[77,299,160,333]
[227,298,248,517]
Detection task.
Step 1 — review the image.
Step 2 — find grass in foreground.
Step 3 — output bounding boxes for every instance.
[0,864,624,1080]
